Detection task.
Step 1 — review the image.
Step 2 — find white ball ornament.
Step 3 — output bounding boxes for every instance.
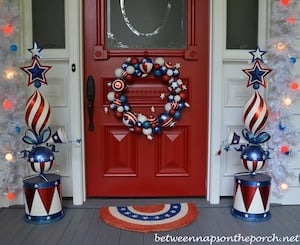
[114,68,123,78]
[164,102,172,112]
[174,95,181,102]
[142,128,152,136]
[117,106,124,112]
[107,91,115,102]
[155,57,165,66]
[137,114,147,123]
[126,65,135,74]
[167,69,173,77]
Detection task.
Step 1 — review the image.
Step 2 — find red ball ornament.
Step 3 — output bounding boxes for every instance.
[115,111,123,118]
[151,123,157,128]
[130,57,139,65]
[287,17,296,24]
[179,92,186,100]
[3,99,13,111]
[169,109,176,116]
[6,192,15,201]
[153,64,161,70]
[280,145,289,154]
[114,92,121,99]
[290,82,299,91]
[280,0,290,6]
[161,74,170,83]
[2,24,13,36]
[124,74,134,83]
[134,126,142,133]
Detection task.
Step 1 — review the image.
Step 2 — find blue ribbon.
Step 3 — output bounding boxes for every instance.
[242,128,271,144]
[22,128,51,145]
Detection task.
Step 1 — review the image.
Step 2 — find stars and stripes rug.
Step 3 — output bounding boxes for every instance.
[99,202,198,233]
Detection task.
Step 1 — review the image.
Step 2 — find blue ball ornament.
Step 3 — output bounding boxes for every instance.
[121,62,129,70]
[142,120,151,129]
[123,104,130,111]
[240,144,267,172]
[10,44,18,52]
[134,69,142,77]
[158,112,169,124]
[160,66,167,75]
[290,56,297,64]
[173,111,181,120]
[279,123,286,131]
[120,94,127,103]
[15,126,21,133]
[110,103,117,110]
[28,146,55,173]
[34,81,42,88]
[177,102,185,110]
[253,83,260,90]
[153,126,161,134]
[154,69,162,77]
[173,69,180,77]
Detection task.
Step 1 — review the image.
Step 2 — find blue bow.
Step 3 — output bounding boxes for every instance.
[242,128,271,144]
[22,128,51,145]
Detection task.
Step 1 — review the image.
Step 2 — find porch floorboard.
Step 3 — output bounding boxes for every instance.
[0,198,299,245]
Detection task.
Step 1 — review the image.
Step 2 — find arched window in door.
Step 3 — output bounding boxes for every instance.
[106,0,186,49]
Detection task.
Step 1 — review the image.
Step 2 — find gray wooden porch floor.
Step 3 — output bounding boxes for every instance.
[1,198,300,245]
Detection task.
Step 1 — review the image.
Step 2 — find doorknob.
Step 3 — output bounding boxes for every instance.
[86,75,95,131]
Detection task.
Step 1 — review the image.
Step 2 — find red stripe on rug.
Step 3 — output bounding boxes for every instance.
[132,204,165,213]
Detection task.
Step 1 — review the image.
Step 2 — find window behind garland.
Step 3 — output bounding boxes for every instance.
[226,0,258,50]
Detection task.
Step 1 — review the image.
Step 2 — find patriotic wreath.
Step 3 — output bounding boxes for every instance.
[106,57,189,140]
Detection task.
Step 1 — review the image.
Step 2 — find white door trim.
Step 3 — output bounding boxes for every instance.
[207,0,224,204]
[69,0,85,205]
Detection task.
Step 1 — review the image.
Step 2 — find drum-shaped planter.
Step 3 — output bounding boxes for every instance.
[232,172,271,222]
[23,174,64,224]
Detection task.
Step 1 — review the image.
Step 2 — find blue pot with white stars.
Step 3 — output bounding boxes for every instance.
[240,145,267,173]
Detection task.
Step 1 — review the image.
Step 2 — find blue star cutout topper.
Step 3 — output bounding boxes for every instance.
[21,56,52,88]
[242,60,272,89]
[249,46,267,63]
[28,41,43,59]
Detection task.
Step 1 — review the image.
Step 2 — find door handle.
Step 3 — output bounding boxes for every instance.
[86,75,95,131]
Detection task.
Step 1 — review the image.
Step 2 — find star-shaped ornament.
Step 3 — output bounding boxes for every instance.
[21,57,52,87]
[28,41,43,59]
[242,60,272,89]
[249,46,267,63]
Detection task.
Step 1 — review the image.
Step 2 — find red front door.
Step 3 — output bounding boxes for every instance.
[83,0,209,197]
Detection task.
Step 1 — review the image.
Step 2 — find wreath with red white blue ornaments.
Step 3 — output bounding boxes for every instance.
[106,57,190,140]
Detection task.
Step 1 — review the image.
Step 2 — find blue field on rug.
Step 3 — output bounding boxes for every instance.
[99,202,198,233]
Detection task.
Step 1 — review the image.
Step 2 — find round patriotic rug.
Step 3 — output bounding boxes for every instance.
[99,202,198,233]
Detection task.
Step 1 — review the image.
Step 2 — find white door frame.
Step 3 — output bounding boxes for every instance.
[68,0,86,205]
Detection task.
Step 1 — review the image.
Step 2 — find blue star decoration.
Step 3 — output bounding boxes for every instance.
[21,57,52,88]
[28,41,43,59]
[242,60,272,89]
[249,46,267,63]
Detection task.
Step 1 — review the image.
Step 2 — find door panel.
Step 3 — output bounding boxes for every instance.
[83,0,209,197]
